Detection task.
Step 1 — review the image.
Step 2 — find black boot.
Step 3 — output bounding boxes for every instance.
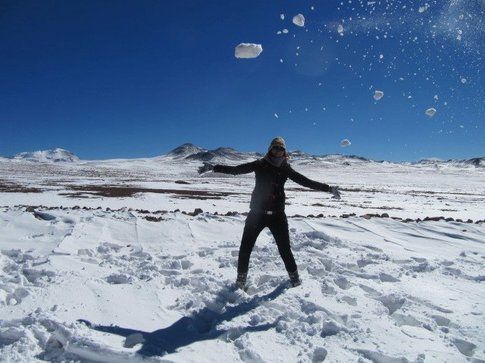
[288,270,301,287]
[235,272,247,290]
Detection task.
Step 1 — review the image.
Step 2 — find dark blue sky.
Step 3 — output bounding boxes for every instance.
[1,0,483,161]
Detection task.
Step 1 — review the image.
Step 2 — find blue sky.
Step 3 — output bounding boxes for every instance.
[0,0,483,161]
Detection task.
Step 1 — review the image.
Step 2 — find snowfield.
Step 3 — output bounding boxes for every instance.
[0,150,484,362]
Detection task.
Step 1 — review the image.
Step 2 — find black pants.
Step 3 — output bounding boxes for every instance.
[238,210,297,274]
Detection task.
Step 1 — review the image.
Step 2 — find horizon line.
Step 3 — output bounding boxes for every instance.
[3,144,484,164]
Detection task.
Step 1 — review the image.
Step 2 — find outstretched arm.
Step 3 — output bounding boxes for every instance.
[286,165,331,192]
[213,160,259,175]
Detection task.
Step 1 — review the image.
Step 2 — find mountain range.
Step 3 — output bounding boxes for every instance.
[4,143,484,167]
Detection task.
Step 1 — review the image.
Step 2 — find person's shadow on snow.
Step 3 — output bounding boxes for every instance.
[78,284,287,357]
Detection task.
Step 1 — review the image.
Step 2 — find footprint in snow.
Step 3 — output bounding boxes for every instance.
[453,338,477,357]
[378,294,406,314]
[334,276,351,290]
[379,272,400,282]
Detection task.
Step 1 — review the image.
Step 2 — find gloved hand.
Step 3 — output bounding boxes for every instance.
[330,186,341,200]
[198,162,215,174]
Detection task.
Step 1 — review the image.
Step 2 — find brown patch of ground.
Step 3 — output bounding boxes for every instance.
[171,195,223,200]
[61,185,243,199]
[0,181,43,193]
[344,204,404,210]
[287,186,483,197]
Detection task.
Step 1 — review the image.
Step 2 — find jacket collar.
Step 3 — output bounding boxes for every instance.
[263,154,287,168]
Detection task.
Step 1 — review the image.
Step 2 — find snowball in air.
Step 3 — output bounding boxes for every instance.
[337,24,344,36]
[418,4,429,13]
[340,139,351,147]
[373,90,384,101]
[235,43,263,59]
[425,107,437,117]
[280,14,285,20]
[292,14,305,27]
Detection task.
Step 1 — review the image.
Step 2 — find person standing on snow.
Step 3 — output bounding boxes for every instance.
[198,137,341,289]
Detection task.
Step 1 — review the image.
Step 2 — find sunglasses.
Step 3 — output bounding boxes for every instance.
[272,146,285,151]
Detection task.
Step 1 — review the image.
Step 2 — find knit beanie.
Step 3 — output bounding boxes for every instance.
[264,137,289,167]
[268,137,286,152]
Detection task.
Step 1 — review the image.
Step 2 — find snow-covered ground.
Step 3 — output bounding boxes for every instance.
[0,151,484,362]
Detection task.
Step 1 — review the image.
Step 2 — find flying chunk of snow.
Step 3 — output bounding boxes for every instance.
[235,43,263,59]
[379,54,384,59]
[337,24,344,36]
[311,6,315,11]
[418,4,430,13]
[280,14,285,20]
[373,90,384,101]
[292,14,305,27]
[460,77,467,84]
[340,139,351,147]
[274,113,279,118]
[282,29,289,34]
[425,107,437,117]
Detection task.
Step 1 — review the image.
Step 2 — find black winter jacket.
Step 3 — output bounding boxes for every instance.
[213,158,330,212]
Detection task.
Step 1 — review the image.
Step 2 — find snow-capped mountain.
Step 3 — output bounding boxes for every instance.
[166,143,207,159]
[166,144,369,164]
[13,148,80,163]
[319,154,371,164]
[466,157,485,167]
[165,145,481,167]
[287,150,314,160]
[185,147,261,162]
[415,157,485,168]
